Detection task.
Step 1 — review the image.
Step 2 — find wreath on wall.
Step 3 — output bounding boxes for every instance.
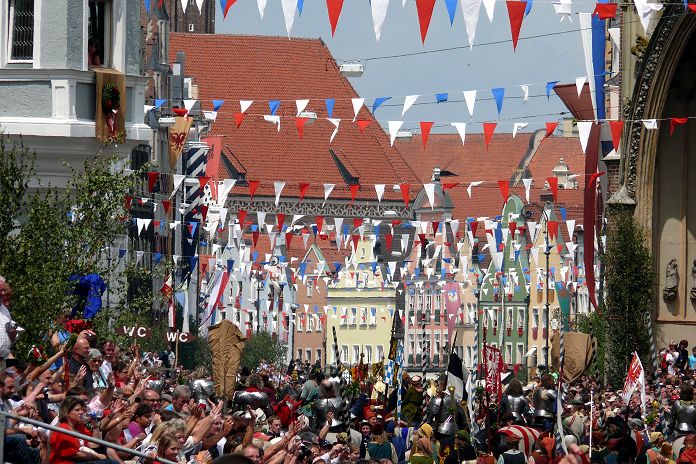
[101,82,120,136]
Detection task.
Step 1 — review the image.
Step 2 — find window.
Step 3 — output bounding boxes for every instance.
[542,307,549,328]
[308,313,315,332]
[296,314,304,332]
[533,307,539,328]
[8,0,34,61]
[316,314,323,332]
[531,346,538,367]
[506,307,513,329]
[316,349,322,364]
[377,345,384,361]
[88,0,112,67]
[483,307,489,328]
[517,308,525,329]
[341,345,348,364]
[306,284,313,298]
[360,307,368,326]
[541,347,549,366]
[353,345,361,364]
[305,349,312,362]
[467,346,473,367]
[435,292,442,310]
[297,349,303,361]
[516,343,524,365]
[349,307,357,325]
[409,330,416,356]
[340,307,347,326]
[505,343,512,364]
[370,307,377,326]
[188,23,195,32]
[434,332,441,359]
[365,345,372,364]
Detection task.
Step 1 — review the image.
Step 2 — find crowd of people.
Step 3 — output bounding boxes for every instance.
[0,275,694,464]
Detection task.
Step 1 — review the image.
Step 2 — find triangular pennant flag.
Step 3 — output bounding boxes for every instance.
[325,99,335,118]
[295,99,309,116]
[545,121,558,137]
[357,120,371,133]
[154,99,166,109]
[435,93,449,103]
[424,183,436,209]
[298,0,305,15]
[522,178,533,202]
[299,182,310,202]
[352,98,365,121]
[506,1,527,51]
[491,88,505,115]
[592,2,617,19]
[399,183,411,207]
[642,119,658,130]
[237,210,247,226]
[609,120,624,151]
[257,0,267,18]
[482,0,496,21]
[324,183,335,202]
[147,171,159,192]
[670,117,688,135]
[223,0,236,18]
[451,122,467,144]
[577,120,593,153]
[416,0,437,43]
[520,84,529,103]
[576,76,587,96]
[280,0,297,36]
[233,112,244,128]
[402,95,419,116]
[248,180,260,202]
[463,90,477,117]
[445,0,458,24]
[547,177,559,201]
[388,121,404,146]
[295,117,308,140]
[285,232,294,249]
[512,122,528,138]
[329,118,341,143]
[420,121,434,148]
[375,184,385,202]
[546,81,559,99]
[274,181,286,206]
[371,0,390,42]
[316,215,325,233]
[483,122,497,148]
[498,180,509,201]
[198,176,210,190]
[349,184,360,203]
[467,181,483,199]
[240,100,253,113]
[326,0,345,36]
[461,0,483,48]
[264,115,281,131]
[277,213,286,230]
[183,99,197,112]
[162,200,171,215]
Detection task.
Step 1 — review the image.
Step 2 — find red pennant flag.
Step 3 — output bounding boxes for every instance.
[252,229,260,248]
[248,180,260,201]
[470,221,478,237]
[431,221,439,235]
[295,117,308,140]
[316,216,324,233]
[223,0,237,18]
[592,2,617,19]
[124,194,132,211]
[357,120,371,133]
[162,200,171,215]
[200,204,209,221]
[276,214,286,230]
[498,180,509,201]
[545,122,558,137]
[326,0,345,36]
[547,220,559,240]
[609,120,624,150]
[483,122,497,149]
[147,172,159,192]
[416,0,437,44]
[233,112,244,128]
[690,4,696,12]
[198,176,210,190]
[547,176,559,201]
[509,221,517,237]
[298,182,310,202]
[349,184,360,203]
[506,1,527,51]
[237,209,247,227]
[420,121,434,149]
[354,218,364,228]
[670,117,688,135]
[385,233,393,251]
[285,232,293,249]
[173,107,188,117]
[351,234,360,250]
[557,243,564,254]
[187,223,194,237]
[399,183,411,207]
[442,182,459,191]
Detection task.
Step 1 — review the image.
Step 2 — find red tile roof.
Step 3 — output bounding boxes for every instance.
[169,33,419,202]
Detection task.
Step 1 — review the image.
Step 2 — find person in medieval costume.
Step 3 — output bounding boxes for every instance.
[671,383,696,435]
[424,374,467,439]
[311,380,349,433]
[401,375,425,426]
[500,379,530,425]
[533,374,558,431]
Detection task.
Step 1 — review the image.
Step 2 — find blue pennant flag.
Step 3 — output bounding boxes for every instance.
[118,249,126,258]
[546,81,559,100]
[250,224,258,232]
[445,0,458,24]
[219,0,227,15]
[299,261,308,278]
[374,224,380,238]
[334,262,342,274]
[278,255,286,263]
[372,97,391,113]
[478,253,486,262]
[371,262,378,273]
[200,241,208,247]
[312,225,318,236]
[154,99,166,108]
[144,0,151,15]
[153,253,162,264]
[342,224,349,235]
[297,0,305,15]
[325,99,335,119]
[191,255,199,269]
[492,87,505,115]
[251,251,259,262]
[269,100,281,115]
[212,99,225,111]
[314,305,319,313]
[559,207,567,221]
[435,93,448,103]
[358,263,365,270]
[525,0,533,15]
[227,259,234,273]
[414,268,420,277]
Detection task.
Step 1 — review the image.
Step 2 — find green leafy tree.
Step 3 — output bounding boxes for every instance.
[240,331,287,370]
[603,209,654,386]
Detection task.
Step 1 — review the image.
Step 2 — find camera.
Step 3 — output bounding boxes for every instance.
[298,443,312,460]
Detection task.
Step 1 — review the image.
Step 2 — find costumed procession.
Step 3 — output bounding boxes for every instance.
[2,0,696,463]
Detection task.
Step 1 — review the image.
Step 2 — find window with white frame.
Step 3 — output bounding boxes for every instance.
[365,345,372,364]
[308,313,315,331]
[506,307,513,329]
[297,349,303,361]
[483,307,489,328]
[305,349,312,362]
[516,343,524,365]
[350,307,357,325]
[316,314,323,332]
[533,307,539,328]
[88,0,112,67]
[505,343,512,364]
[377,345,384,361]
[340,307,347,326]
[409,330,416,356]
[517,308,525,329]
[541,346,549,366]
[531,346,538,367]
[434,331,441,359]
[466,346,473,367]
[434,291,441,310]
[360,307,368,326]
[352,345,361,364]
[306,283,313,297]
[370,307,377,326]
[316,349,322,364]
[341,345,348,364]
[542,307,549,328]
[7,0,34,62]
[296,314,304,332]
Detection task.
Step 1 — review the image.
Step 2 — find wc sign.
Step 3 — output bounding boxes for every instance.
[166,331,196,344]
[116,326,152,338]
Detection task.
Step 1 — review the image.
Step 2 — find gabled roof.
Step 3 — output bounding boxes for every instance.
[169,33,419,202]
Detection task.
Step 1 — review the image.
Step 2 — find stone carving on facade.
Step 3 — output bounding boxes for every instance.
[225,197,413,220]
[690,260,696,302]
[663,258,679,301]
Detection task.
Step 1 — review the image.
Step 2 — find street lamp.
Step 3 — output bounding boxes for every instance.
[522,202,552,370]
[255,270,265,333]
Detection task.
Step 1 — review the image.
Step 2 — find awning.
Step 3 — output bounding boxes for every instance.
[524,347,537,357]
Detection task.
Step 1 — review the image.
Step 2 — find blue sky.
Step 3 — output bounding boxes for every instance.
[215,0,587,133]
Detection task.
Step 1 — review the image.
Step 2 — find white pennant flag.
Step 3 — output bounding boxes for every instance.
[451,122,467,145]
[463,90,476,117]
[172,174,185,196]
[324,183,335,202]
[257,212,267,228]
[520,85,529,104]
[553,0,572,21]
[450,219,460,238]
[633,0,662,35]
[240,100,254,113]
[328,118,341,143]
[257,0,267,18]
[566,219,576,238]
[513,122,528,138]
[218,179,236,206]
[643,119,658,130]
[195,0,204,12]
[371,0,390,42]
[388,121,404,146]
[575,76,587,96]
[482,0,495,22]
[264,115,281,131]
[523,178,533,203]
[136,250,145,264]
[280,0,297,36]
[183,99,197,112]
[424,183,436,209]
[352,98,365,121]
[577,120,593,154]
[402,95,419,116]
[274,181,286,206]
[296,99,309,116]
[467,181,483,199]
[461,0,482,49]
[375,184,385,202]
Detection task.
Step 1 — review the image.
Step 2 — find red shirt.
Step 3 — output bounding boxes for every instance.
[49,422,93,464]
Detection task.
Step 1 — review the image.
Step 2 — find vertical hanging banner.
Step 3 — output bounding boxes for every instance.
[484,344,503,402]
[168,116,193,169]
[182,142,210,273]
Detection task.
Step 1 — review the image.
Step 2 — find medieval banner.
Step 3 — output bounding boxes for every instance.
[208,319,246,398]
[168,116,193,168]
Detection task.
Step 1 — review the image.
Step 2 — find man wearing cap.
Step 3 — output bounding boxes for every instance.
[359,420,372,458]
[401,375,425,426]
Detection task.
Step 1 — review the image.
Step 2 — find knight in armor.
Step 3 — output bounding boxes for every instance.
[533,374,557,431]
[311,379,349,433]
[233,373,272,418]
[424,375,467,438]
[671,383,696,434]
[500,379,530,425]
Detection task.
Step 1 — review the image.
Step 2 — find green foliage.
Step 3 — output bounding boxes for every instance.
[576,311,607,378]
[240,330,287,370]
[603,209,654,386]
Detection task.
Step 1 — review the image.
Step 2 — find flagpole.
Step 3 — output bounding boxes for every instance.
[589,391,593,459]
